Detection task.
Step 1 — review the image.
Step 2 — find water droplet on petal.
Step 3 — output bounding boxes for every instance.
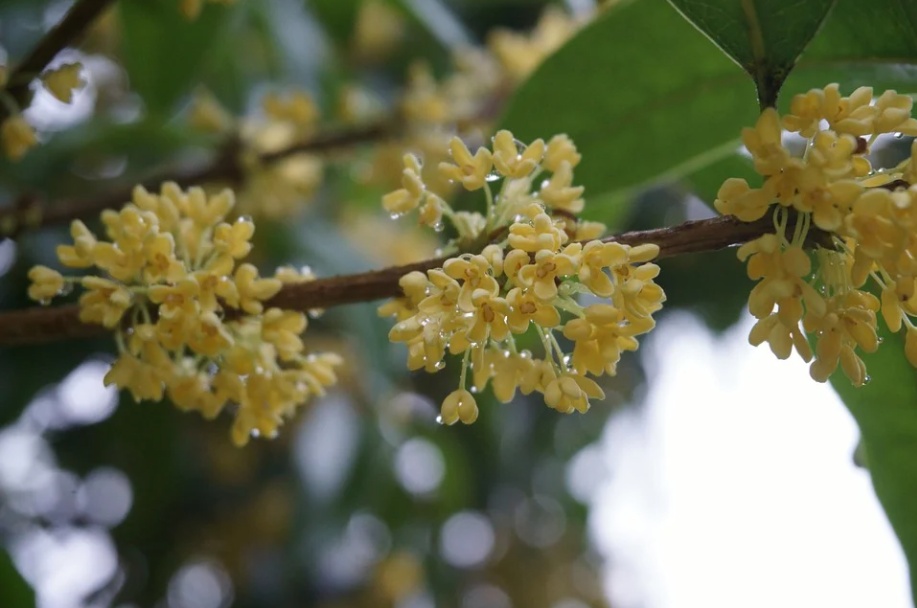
[485,170,501,182]
[862,374,872,385]
[390,212,404,220]
[434,361,446,371]
[894,132,904,139]
[470,385,478,394]
[432,221,445,232]
[239,215,254,224]
[435,415,444,425]
[250,429,261,438]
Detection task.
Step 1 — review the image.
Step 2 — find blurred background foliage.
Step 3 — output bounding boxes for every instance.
[1,0,917,606]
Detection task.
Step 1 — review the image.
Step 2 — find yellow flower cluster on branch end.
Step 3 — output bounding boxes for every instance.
[27,182,341,446]
[379,131,665,423]
[718,84,917,386]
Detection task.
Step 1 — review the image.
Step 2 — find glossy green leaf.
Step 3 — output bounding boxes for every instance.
[502,0,917,214]
[119,0,236,116]
[668,0,835,106]
[829,327,917,600]
[500,0,757,221]
[783,0,917,96]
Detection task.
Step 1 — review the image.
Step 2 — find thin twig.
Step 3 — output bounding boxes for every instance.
[0,214,779,347]
[1,0,116,123]
[0,121,397,238]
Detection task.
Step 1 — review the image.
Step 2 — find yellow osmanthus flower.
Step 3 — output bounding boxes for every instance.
[186,89,325,220]
[27,182,341,446]
[380,132,665,423]
[361,4,590,204]
[717,83,917,386]
[488,6,585,83]
[1,114,37,161]
[40,63,85,104]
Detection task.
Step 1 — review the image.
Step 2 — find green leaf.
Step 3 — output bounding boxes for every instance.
[0,549,32,607]
[783,0,917,97]
[667,0,835,107]
[500,0,758,220]
[502,0,917,213]
[308,0,362,47]
[119,0,236,116]
[829,327,917,602]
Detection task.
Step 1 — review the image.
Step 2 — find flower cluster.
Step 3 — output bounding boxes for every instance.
[379,132,665,423]
[356,4,588,198]
[1,62,85,161]
[188,89,324,219]
[28,182,341,445]
[717,84,917,385]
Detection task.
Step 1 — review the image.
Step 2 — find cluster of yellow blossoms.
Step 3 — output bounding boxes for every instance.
[358,5,588,199]
[188,89,324,219]
[1,62,85,161]
[716,84,917,386]
[379,131,665,424]
[28,183,341,445]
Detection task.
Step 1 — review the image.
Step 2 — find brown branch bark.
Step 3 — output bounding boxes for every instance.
[1,0,115,123]
[0,121,398,238]
[0,214,779,347]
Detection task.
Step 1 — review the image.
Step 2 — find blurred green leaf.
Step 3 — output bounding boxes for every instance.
[829,327,917,601]
[119,0,236,116]
[0,549,32,607]
[668,0,835,106]
[308,0,362,47]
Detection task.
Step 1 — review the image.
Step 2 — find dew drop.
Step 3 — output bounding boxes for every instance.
[434,248,443,256]
[238,215,254,224]
[862,375,872,385]
[877,336,884,344]
[434,361,446,371]
[432,221,445,232]
[894,132,904,139]
[435,415,444,425]
[58,282,74,296]
[540,179,551,190]
[520,350,532,359]
[470,386,478,394]
[250,429,261,438]
[389,212,404,220]
[485,170,501,182]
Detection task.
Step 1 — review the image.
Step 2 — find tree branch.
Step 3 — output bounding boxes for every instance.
[0,121,398,238]
[0,214,778,347]
[1,0,116,123]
